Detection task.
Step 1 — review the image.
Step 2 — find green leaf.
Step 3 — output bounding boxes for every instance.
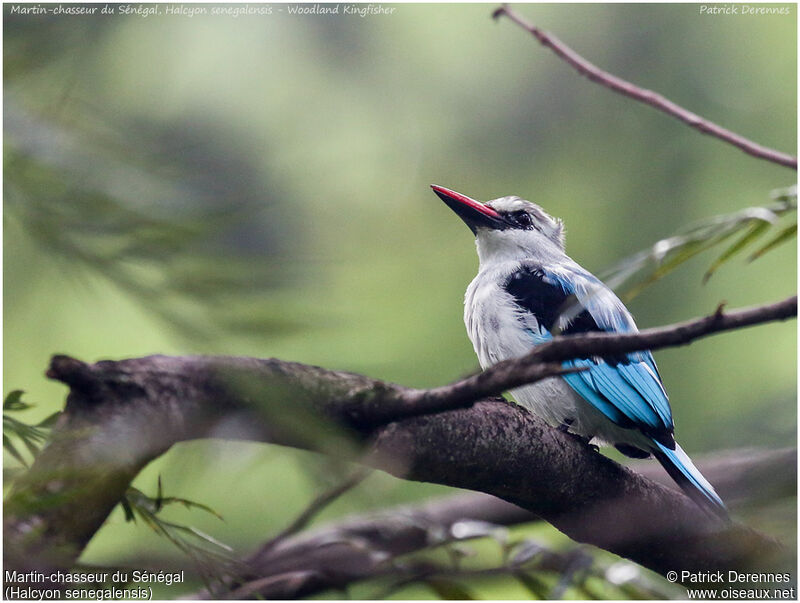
[4,434,28,467]
[119,480,235,585]
[120,497,136,523]
[425,578,477,600]
[604,190,797,299]
[158,496,226,521]
[155,475,164,512]
[748,223,797,261]
[703,221,772,283]
[513,571,550,599]
[36,412,61,428]
[5,104,302,345]
[445,543,475,568]
[123,481,225,521]
[18,431,42,458]
[182,526,234,552]
[576,578,606,600]
[4,390,31,411]
[3,407,53,469]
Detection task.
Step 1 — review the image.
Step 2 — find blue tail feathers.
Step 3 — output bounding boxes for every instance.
[652,441,728,519]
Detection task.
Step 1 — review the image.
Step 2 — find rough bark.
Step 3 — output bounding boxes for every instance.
[4,353,789,584]
[188,448,795,599]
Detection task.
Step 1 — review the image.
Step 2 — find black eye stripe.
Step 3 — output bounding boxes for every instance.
[505,210,533,229]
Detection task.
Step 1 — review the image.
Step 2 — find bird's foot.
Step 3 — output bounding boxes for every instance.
[557,418,574,433]
[572,434,599,453]
[558,420,599,452]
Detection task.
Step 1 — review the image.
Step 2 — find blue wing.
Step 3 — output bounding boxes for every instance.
[504,262,673,444]
[503,262,728,516]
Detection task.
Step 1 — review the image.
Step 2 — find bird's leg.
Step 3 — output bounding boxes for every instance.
[572,434,599,453]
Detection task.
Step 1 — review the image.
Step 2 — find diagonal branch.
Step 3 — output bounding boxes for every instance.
[403,295,796,422]
[186,447,795,599]
[257,467,372,556]
[3,297,794,584]
[492,4,797,170]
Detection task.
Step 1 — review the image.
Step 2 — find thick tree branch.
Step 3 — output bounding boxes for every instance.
[189,448,794,599]
[492,4,797,170]
[2,384,784,584]
[3,298,794,584]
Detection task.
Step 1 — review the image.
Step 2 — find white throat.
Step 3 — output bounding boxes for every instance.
[475,228,566,268]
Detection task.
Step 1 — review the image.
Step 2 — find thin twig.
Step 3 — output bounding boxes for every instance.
[408,295,796,419]
[493,4,797,170]
[529,294,796,361]
[9,297,793,580]
[182,447,792,599]
[257,467,372,555]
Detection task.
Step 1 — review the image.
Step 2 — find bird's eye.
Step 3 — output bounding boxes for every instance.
[513,212,532,228]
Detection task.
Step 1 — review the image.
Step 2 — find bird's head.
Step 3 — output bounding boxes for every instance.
[432,185,565,263]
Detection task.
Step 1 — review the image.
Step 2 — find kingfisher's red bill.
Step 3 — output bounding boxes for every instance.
[431,185,505,234]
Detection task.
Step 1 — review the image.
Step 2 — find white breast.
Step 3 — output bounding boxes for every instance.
[463,263,612,438]
[464,265,533,369]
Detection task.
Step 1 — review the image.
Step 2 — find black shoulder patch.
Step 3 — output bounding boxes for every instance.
[503,266,600,335]
[503,266,630,365]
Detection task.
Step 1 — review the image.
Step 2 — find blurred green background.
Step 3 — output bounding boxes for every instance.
[4,2,796,598]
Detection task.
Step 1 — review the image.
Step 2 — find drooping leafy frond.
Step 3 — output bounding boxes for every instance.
[603,186,796,300]
[121,477,241,588]
[3,390,60,468]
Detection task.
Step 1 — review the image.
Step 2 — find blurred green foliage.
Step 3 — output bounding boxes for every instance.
[605,185,797,298]
[4,3,796,599]
[121,477,240,587]
[3,390,59,473]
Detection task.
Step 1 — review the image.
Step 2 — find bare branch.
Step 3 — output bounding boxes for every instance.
[187,448,793,599]
[3,382,783,584]
[258,467,372,556]
[412,295,797,415]
[3,298,794,584]
[492,4,797,170]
